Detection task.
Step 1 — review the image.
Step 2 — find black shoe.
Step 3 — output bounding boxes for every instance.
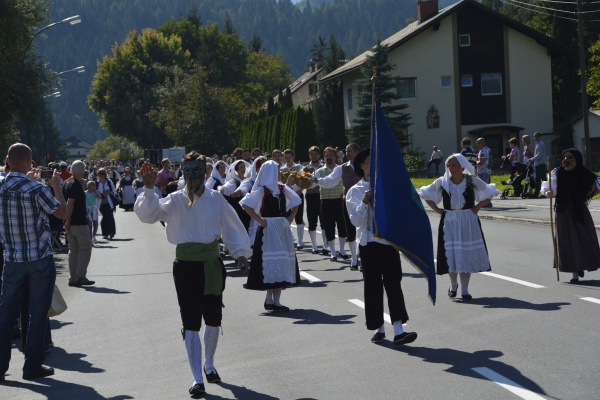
[109,235,114,240]
[0,375,4,382]
[68,280,82,287]
[23,366,54,380]
[359,266,363,272]
[296,245,303,250]
[322,249,330,256]
[371,332,385,343]
[189,383,206,396]
[570,278,579,284]
[448,287,457,298]
[79,278,95,286]
[462,293,472,300]
[311,249,318,254]
[330,256,337,262]
[264,301,274,311]
[350,265,358,271]
[272,304,289,312]
[393,332,417,346]
[340,254,349,260]
[204,368,221,383]
[578,271,585,278]
[102,236,108,240]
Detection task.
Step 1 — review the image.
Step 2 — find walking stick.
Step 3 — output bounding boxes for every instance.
[547,156,559,281]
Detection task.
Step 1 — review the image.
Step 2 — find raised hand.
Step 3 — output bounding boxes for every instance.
[139,162,157,189]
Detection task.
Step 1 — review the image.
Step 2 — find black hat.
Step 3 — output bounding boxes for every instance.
[353,148,370,178]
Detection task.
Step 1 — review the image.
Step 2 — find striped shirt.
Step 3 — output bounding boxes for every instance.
[0,172,60,262]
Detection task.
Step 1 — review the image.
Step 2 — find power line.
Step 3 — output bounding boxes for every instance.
[504,0,577,14]
[500,0,579,20]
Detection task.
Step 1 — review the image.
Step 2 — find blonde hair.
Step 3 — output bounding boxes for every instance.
[522,135,531,144]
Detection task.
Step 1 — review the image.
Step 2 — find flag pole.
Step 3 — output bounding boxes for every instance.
[547,156,559,281]
[369,68,377,233]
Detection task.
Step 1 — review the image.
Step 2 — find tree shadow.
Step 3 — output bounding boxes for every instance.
[44,346,104,373]
[459,297,570,311]
[204,382,281,400]
[391,345,547,397]
[81,287,131,294]
[0,378,133,400]
[261,308,356,325]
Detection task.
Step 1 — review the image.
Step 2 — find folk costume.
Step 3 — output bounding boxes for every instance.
[304,159,329,254]
[240,160,301,311]
[221,160,251,231]
[346,149,417,346]
[205,160,228,191]
[117,174,135,211]
[419,154,498,299]
[280,161,306,249]
[239,156,266,243]
[134,155,251,396]
[542,148,600,283]
[315,163,346,261]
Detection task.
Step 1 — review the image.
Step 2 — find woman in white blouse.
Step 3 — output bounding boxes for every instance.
[419,154,499,300]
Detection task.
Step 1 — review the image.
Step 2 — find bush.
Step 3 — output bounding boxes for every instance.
[404,150,425,172]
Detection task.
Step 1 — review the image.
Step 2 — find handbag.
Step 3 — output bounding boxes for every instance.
[48,285,67,317]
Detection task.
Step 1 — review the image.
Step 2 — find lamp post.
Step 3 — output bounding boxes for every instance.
[21,15,81,154]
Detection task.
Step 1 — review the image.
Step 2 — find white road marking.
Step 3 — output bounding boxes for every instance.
[581,297,600,305]
[349,299,391,324]
[472,367,546,400]
[480,272,545,289]
[299,270,321,282]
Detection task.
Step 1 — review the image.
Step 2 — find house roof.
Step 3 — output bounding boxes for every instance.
[274,63,325,104]
[570,110,600,125]
[320,0,575,82]
[64,137,93,150]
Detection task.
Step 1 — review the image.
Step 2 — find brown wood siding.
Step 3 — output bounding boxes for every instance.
[457,8,507,125]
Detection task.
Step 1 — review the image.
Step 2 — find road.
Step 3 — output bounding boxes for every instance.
[2,200,600,399]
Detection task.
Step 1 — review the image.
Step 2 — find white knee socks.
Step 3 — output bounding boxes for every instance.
[272,288,283,306]
[265,289,274,305]
[348,240,358,265]
[203,326,220,374]
[184,329,203,385]
[309,230,318,251]
[322,230,328,250]
[459,272,471,295]
[296,224,305,247]
[449,272,458,291]
[328,240,337,258]
[338,237,347,256]
[393,321,405,336]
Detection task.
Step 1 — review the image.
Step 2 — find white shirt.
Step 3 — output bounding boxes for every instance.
[239,185,302,216]
[134,188,251,259]
[316,164,343,189]
[345,179,387,246]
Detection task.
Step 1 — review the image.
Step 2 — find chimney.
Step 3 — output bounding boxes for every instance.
[418,0,439,23]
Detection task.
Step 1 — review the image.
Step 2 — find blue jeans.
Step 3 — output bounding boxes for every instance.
[0,255,56,376]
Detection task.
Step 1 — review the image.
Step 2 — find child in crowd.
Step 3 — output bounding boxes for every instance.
[85,180,102,245]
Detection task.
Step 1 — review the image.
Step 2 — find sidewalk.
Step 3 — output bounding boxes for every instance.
[422,197,600,229]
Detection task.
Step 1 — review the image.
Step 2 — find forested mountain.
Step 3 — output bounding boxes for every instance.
[38,0,455,145]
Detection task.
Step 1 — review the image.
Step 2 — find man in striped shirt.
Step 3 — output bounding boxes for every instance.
[0,143,67,382]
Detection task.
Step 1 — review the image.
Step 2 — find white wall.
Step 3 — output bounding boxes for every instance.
[573,112,600,151]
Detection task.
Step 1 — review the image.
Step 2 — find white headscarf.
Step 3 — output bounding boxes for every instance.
[251,160,280,193]
[245,156,267,181]
[227,160,250,183]
[441,153,475,193]
[210,160,228,185]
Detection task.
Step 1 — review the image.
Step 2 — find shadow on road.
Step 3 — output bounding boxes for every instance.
[0,378,133,400]
[202,381,280,400]
[44,346,104,374]
[458,296,569,311]
[81,287,131,294]
[261,308,356,325]
[393,346,548,397]
[49,320,73,330]
[566,279,600,288]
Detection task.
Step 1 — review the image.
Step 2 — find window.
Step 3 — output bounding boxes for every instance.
[481,73,502,96]
[397,78,417,99]
[460,74,473,87]
[440,75,452,88]
[347,88,353,110]
[459,34,471,47]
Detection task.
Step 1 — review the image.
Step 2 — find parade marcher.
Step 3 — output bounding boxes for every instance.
[314,143,362,269]
[0,143,67,381]
[220,160,251,232]
[543,148,600,283]
[117,167,136,211]
[95,168,117,240]
[304,146,329,254]
[281,149,305,249]
[135,152,251,397]
[205,160,228,191]
[271,149,283,167]
[240,160,301,311]
[419,154,498,300]
[314,147,347,261]
[346,148,417,345]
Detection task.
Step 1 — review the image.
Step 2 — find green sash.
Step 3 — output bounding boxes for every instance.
[176,241,223,295]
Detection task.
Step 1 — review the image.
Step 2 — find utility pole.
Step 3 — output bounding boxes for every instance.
[577,0,591,167]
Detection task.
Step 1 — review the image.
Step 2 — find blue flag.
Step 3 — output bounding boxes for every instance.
[370,103,436,305]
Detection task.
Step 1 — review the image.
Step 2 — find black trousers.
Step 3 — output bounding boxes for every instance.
[360,242,409,330]
[172,259,226,331]
[321,198,346,242]
[305,192,323,231]
[293,193,305,225]
[342,200,356,242]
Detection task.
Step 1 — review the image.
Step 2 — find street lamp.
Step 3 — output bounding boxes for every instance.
[21,15,82,155]
[57,65,85,76]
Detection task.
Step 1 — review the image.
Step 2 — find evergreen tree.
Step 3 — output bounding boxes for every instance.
[249,32,262,52]
[350,39,411,148]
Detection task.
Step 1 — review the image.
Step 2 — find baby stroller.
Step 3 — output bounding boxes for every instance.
[500,162,533,199]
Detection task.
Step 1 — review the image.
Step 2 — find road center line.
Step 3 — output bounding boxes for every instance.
[349,299,391,324]
[472,367,546,400]
[299,270,321,282]
[580,297,600,305]
[480,272,545,289]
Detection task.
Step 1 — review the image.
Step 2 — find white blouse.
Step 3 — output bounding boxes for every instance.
[419,175,499,209]
[239,185,302,216]
[542,169,600,195]
[345,179,387,246]
[134,188,251,259]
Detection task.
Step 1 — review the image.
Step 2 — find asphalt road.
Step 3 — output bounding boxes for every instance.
[2,198,600,399]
